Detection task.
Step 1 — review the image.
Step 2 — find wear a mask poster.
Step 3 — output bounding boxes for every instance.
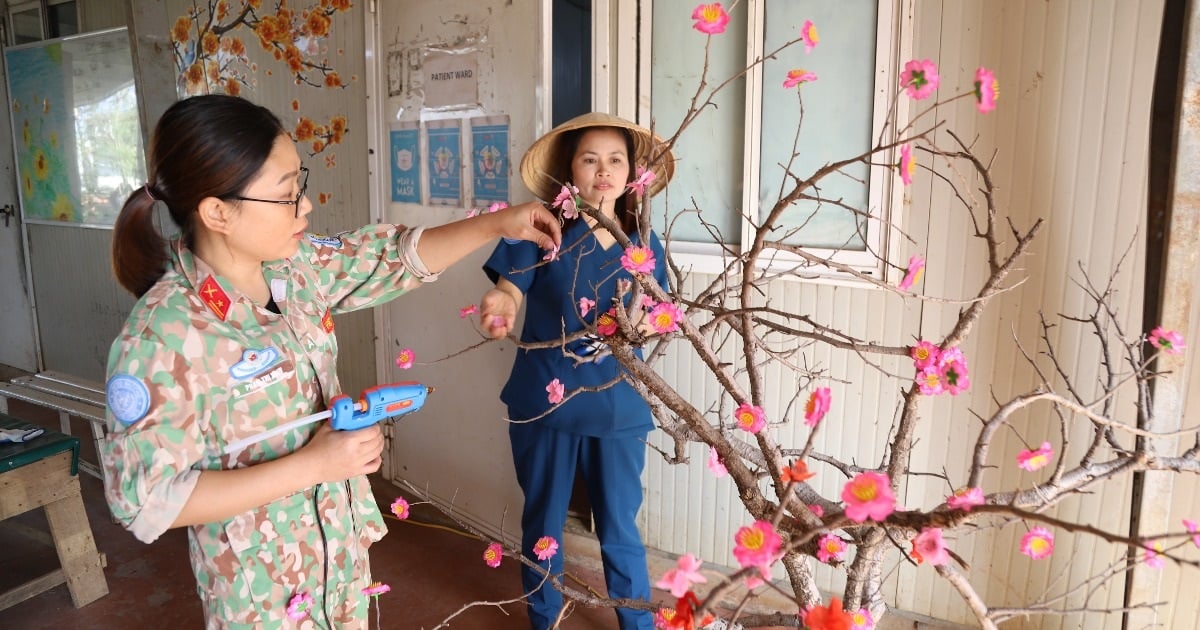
[389,122,420,204]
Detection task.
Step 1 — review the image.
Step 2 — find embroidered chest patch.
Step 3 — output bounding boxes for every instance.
[229,346,282,380]
[107,374,151,425]
[307,234,342,248]
[321,309,335,333]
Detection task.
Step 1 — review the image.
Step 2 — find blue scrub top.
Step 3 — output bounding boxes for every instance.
[484,219,668,437]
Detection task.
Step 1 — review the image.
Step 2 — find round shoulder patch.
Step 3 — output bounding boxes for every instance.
[107,374,151,425]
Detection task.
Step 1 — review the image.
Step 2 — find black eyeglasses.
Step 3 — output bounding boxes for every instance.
[229,167,309,217]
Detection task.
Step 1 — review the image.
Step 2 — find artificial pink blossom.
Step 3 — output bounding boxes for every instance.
[656,553,708,597]
[486,201,508,213]
[841,471,896,523]
[707,446,728,478]
[692,3,730,35]
[800,20,819,53]
[627,166,657,197]
[912,528,950,566]
[732,520,783,575]
[596,308,619,336]
[542,245,560,261]
[783,69,818,89]
[546,378,565,404]
[579,297,596,317]
[390,497,410,520]
[816,533,846,563]
[459,304,478,318]
[1148,326,1186,355]
[804,387,832,427]
[287,592,314,621]
[947,487,985,511]
[910,340,941,371]
[1185,518,1200,548]
[898,254,925,290]
[900,58,940,99]
[916,367,945,395]
[974,67,999,113]
[898,143,916,186]
[939,347,971,395]
[1144,540,1165,570]
[484,542,503,568]
[850,607,875,630]
[621,245,657,274]
[362,582,391,597]
[808,504,825,518]
[1017,441,1054,472]
[395,348,415,370]
[648,302,684,334]
[533,535,559,561]
[733,402,767,434]
[1020,527,1054,559]
[641,294,657,309]
[553,183,580,219]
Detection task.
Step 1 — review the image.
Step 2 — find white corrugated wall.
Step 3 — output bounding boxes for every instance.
[640,0,1162,626]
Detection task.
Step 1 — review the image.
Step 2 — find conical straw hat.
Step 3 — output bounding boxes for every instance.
[519,112,676,202]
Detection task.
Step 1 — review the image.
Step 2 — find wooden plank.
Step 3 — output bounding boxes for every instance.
[44,485,109,607]
[0,568,66,611]
[0,452,78,520]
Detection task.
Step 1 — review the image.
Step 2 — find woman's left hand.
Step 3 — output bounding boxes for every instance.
[492,201,562,251]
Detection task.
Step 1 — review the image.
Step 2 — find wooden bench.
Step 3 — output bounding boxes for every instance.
[0,413,109,610]
[0,371,107,481]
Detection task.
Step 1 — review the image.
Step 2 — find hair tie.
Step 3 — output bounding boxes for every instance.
[143,183,159,201]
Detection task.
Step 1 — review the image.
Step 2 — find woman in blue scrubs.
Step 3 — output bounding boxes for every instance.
[480,112,675,630]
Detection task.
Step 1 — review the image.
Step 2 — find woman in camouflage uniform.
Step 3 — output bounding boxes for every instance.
[103,94,560,628]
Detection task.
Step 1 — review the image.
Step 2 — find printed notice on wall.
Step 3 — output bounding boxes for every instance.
[423,49,479,109]
[389,122,421,204]
[426,119,462,207]
[471,115,509,207]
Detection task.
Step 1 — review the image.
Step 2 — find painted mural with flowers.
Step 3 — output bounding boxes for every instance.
[8,54,76,223]
[169,0,356,190]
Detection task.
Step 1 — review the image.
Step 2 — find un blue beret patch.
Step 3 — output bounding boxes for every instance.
[107,374,151,425]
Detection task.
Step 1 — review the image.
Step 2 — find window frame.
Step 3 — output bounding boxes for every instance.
[635,0,913,285]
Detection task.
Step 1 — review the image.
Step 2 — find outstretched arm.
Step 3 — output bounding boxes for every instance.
[416,202,560,274]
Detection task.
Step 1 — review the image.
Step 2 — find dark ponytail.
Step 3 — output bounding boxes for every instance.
[110,94,286,296]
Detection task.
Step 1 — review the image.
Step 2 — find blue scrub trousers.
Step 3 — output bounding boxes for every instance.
[509,422,654,630]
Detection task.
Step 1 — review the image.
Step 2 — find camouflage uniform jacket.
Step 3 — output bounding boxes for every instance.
[103,225,427,628]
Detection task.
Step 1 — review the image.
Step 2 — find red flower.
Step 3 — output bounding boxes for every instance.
[805,597,852,630]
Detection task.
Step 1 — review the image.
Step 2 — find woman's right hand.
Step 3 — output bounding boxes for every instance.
[301,421,384,482]
[480,287,518,338]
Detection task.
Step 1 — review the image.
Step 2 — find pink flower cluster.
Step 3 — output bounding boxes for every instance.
[733,402,767,434]
[553,183,581,219]
[656,553,707,597]
[533,535,559,561]
[841,471,896,523]
[804,387,832,427]
[911,341,970,395]
[732,520,783,587]
[483,542,503,568]
[816,533,846,563]
[1148,326,1186,355]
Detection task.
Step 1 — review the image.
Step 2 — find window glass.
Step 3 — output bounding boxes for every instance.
[650,0,881,255]
[650,0,746,245]
[760,0,877,250]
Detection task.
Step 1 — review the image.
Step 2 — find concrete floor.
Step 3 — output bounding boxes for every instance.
[0,396,672,629]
